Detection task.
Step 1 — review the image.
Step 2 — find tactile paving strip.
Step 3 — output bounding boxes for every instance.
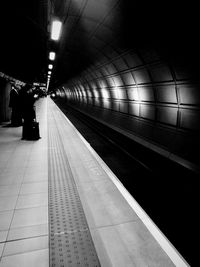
[48,108,100,267]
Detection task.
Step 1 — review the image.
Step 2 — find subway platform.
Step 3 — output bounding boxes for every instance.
[0,97,189,267]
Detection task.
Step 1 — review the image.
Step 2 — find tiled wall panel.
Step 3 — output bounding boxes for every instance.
[139,87,154,102]
[157,107,177,126]
[140,105,155,120]
[129,103,140,116]
[156,85,177,103]
[60,49,200,165]
[178,85,200,105]
[133,69,151,84]
[150,64,173,82]
[119,101,128,113]
[180,109,200,130]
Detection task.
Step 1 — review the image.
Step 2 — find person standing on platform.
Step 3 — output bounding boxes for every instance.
[9,84,22,126]
[20,84,36,122]
[19,84,37,140]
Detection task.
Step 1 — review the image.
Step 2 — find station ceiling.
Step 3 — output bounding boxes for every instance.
[0,0,199,86]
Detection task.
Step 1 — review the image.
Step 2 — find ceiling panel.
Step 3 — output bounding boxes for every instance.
[0,0,199,88]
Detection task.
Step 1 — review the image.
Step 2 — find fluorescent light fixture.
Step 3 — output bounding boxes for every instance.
[49,52,56,60]
[48,64,53,69]
[48,71,51,75]
[51,20,62,41]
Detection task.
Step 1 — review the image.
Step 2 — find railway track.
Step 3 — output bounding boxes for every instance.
[54,100,196,265]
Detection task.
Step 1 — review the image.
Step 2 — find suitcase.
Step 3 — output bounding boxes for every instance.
[22,121,41,140]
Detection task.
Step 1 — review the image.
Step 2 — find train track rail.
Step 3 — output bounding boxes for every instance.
[55,100,196,265]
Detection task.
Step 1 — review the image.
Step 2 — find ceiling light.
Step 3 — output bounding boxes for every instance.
[48,71,51,75]
[51,20,62,41]
[48,64,53,70]
[49,52,56,60]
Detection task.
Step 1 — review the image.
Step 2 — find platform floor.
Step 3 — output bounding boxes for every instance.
[0,98,189,266]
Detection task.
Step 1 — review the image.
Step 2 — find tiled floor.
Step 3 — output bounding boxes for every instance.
[0,98,189,266]
[0,99,48,266]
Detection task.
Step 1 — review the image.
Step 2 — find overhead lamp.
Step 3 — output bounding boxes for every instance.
[51,20,62,41]
[48,64,53,69]
[49,52,56,61]
[48,71,51,75]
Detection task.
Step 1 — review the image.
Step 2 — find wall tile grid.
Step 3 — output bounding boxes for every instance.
[58,50,200,164]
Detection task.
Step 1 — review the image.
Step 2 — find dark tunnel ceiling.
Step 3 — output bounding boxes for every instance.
[0,1,48,83]
[0,0,200,86]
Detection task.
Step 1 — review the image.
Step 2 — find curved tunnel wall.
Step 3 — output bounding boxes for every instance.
[56,48,200,171]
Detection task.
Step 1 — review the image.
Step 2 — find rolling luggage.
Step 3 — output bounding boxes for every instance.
[22,121,41,140]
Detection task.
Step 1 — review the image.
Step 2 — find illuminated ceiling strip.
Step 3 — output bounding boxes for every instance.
[51,20,62,41]
[49,52,56,60]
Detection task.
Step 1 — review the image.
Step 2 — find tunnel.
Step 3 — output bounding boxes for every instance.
[1,1,200,169]
[0,0,199,266]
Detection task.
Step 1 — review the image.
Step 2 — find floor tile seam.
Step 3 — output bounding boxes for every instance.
[14,204,48,211]
[0,206,49,213]
[1,245,49,258]
[21,180,48,185]
[18,190,48,196]
[0,247,49,261]
[0,194,19,198]
[0,195,18,200]
[0,210,14,216]
[74,177,114,187]
[23,166,48,170]
[3,201,48,231]
[16,192,48,196]
[9,204,48,212]
[22,177,48,183]
[16,150,36,192]
[3,233,48,244]
[1,183,47,190]
[2,234,48,244]
[0,143,19,172]
[89,217,144,232]
[1,156,31,251]
[5,223,48,232]
[0,182,23,186]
